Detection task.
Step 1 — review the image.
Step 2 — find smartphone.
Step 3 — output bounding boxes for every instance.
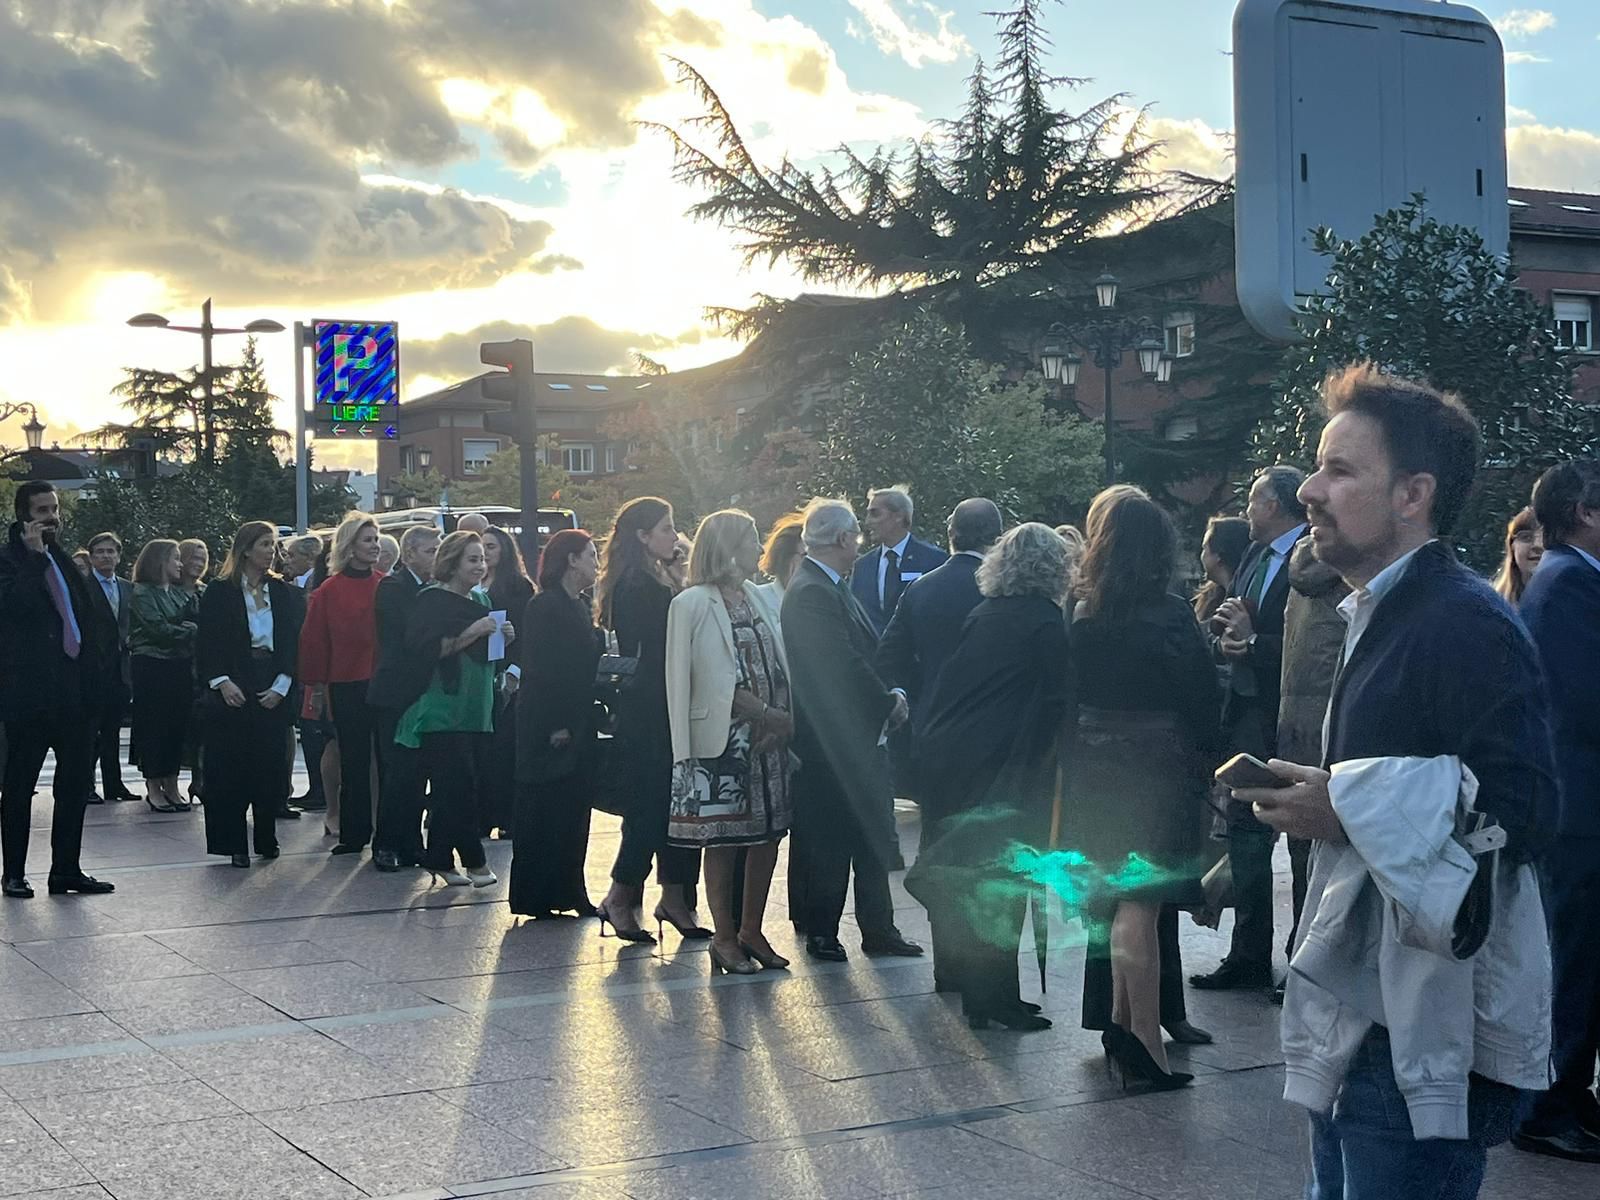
[1214,752,1292,791]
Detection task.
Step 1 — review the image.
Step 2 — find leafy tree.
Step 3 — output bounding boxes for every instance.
[815,308,1103,529]
[1253,196,1595,569]
[388,468,448,508]
[451,439,572,510]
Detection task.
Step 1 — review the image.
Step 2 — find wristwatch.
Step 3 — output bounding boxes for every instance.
[1246,633,1258,648]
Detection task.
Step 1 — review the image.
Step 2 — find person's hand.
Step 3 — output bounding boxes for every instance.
[550,729,572,748]
[761,706,794,744]
[306,685,325,720]
[502,672,520,696]
[1217,597,1255,642]
[468,615,499,641]
[499,619,515,644]
[1234,760,1346,842]
[887,691,910,730]
[731,689,767,722]
[1219,632,1251,660]
[257,689,283,711]
[218,680,247,708]
[21,520,46,554]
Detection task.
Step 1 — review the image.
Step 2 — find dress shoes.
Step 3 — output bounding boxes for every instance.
[258,847,280,860]
[275,804,301,821]
[109,788,142,803]
[1189,960,1274,991]
[230,854,251,868]
[295,796,328,813]
[861,930,924,957]
[1512,1127,1600,1163]
[46,873,115,895]
[805,935,849,962]
[85,791,105,805]
[330,843,365,856]
[373,849,402,872]
[1162,1020,1214,1046]
[2,876,34,899]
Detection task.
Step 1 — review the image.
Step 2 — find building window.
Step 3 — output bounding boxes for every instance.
[604,444,617,473]
[562,444,595,474]
[1164,310,1196,358]
[401,445,416,473]
[1554,294,1595,351]
[462,438,499,474]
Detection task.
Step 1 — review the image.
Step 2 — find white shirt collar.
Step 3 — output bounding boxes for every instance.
[957,549,984,560]
[95,569,116,585]
[1267,524,1306,559]
[1336,540,1433,628]
[806,555,843,586]
[884,533,911,559]
[407,566,426,586]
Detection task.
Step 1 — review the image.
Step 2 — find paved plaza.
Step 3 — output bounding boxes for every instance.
[0,756,1589,1200]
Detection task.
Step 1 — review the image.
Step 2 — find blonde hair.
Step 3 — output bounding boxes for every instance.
[331,512,379,574]
[132,538,180,585]
[978,523,1073,602]
[432,530,482,584]
[760,512,805,582]
[687,509,759,587]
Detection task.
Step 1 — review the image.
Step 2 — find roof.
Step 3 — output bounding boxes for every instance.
[1508,187,1600,236]
[406,371,660,414]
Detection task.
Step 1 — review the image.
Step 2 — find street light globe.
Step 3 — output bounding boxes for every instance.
[1156,353,1175,385]
[244,319,286,333]
[1038,330,1068,382]
[22,413,45,451]
[126,313,170,328]
[1136,336,1163,379]
[1062,352,1083,388]
[1093,272,1119,310]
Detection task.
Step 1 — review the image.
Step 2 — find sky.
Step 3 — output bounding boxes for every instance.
[3,0,1599,473]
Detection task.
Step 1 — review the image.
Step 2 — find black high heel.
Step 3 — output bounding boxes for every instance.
[709,943,757,975]
[1103,1023,1193,1091]
[596,901,656,944]
[654,905,713,940]
[143,792,182,814]
[736,936,790,970]
[966,1005,1053,1032]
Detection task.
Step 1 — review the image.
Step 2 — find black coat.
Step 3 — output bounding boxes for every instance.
[515,588,602,784]
[366,568,429,710]
[782,558,897,813]
[876,552,983,718]
[0,523,117,719]
[195,575,304,720]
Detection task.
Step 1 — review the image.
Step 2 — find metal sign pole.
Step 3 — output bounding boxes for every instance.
[294,320,309,532]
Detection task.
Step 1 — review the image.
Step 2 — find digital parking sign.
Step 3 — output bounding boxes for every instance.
[312,320,399,439]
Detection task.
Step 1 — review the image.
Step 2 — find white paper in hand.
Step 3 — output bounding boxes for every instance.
[487,609,507,662]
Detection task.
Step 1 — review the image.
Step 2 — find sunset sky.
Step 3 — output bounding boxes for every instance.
[3,1,1598,472]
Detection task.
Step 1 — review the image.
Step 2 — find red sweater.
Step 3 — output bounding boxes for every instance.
[297,570,382,684]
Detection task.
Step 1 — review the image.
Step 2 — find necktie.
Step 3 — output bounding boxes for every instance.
[1243,549,1274,608]
[883,548,903,614]
[45,562,81,660]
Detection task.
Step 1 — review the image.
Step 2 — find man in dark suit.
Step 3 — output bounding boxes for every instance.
[84,532,138,804]
[851,486,949,636]
[0,482,118,898]
[1192,464,1307,991]
[367,524,439,872]
[783,498,922,963]
[1514,460,1600,1163]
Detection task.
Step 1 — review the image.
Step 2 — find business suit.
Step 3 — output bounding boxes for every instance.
[0,525,117,884]
[87,570,134,799]
[876,552,982,720]
[1217,527,1303,977]
[850,534,949,637]
[1517,543,1600,1137]
[367,568,430,862]
[782,558,899,942]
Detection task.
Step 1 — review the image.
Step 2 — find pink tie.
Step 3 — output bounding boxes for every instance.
[44,563,81,659]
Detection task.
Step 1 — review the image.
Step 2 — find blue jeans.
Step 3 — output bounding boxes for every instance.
[1307,1027,1522,1200]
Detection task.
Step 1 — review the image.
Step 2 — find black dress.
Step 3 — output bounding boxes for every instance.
[479,571,534,836]
[509,588,603,916]
[907,595,1072,1015]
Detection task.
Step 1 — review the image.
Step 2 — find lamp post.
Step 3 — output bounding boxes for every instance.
[127,299,285,463]
[1037,272,1177,485]
[0,402,45,454]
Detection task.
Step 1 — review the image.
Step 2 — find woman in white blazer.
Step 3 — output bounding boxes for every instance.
[665,510,795,975]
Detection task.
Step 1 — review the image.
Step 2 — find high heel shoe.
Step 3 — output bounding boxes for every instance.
[596,901,656,943]
[736,936,790,970]
[654,905,713,940]
[143,792,182,814]
[429,868,471,886]
[965,1005,1052,1032]
[709,943,757,975]
[1102,1023,1193,1091]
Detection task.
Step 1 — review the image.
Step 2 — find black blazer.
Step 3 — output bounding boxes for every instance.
[516,589,602,784]
[0,523,117,719]
[608,569,672,744]
[196,576,304,715]
[876,552,982,717]
[366,568,429,710]
[782,558,897,804]
[1222,530,1303,751]
[851,534,950,635]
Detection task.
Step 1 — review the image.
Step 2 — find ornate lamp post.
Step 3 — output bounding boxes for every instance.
[0,402,46,455]
[1037,272,1182,485]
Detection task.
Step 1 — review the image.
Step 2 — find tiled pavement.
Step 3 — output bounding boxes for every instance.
[0,748,1589,1199]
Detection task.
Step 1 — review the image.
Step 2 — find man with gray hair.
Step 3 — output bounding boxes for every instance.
[852,487,949,636]
[782,498,923,962]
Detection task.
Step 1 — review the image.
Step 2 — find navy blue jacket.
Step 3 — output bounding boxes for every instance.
[1323,541,1555,863]
[851,534,949,635]
[1517,543,1600,839]
[875,552,982,719]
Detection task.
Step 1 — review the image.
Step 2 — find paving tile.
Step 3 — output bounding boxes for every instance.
[0,1014,136,1055]
[72,974,247,1012]
[164,1030,429,1113]
[20,1079,241,1142]
[0,1186,114,1200]
[174,940,348,973]
[611,1146,883,1200]
[0,1106,97,1197]
[0,1051,192,1101]
[257,1091,565,1195]
[222,960,442,1019]
[318,1013,558,1089]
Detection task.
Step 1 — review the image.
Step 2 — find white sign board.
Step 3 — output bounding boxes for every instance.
[1233,0,1507,342]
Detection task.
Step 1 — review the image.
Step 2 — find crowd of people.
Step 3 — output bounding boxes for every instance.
[1,360,1596,1199]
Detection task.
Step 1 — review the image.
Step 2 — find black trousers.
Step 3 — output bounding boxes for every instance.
[373,707,425,860]
[798,769,896,941]
[1287,836,1312,958]
[329,681,379,847]
[296,707,329,803]
[93,681,129,796]
[1525,837,1600,1135]
[510,774,593,915]
[1,711,96,879]
[203,679,288,857]
[1224,825,1277,970]
[1081,903,1188,1030]
[943,889,1027,1015]
[419,732,486,871]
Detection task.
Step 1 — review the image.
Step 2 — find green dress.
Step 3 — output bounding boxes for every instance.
[395,586,495,749]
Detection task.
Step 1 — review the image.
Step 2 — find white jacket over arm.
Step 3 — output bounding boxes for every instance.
[665,581,788,764]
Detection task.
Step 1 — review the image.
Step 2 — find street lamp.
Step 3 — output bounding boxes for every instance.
[417,446,432,471]
[1036,272,1181,485]
[126,299,286,462]
[0,402,45,454]
[381,491,395,510]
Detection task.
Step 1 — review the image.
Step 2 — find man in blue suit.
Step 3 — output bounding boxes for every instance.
[1515,459,1600,1164]
[851,487,949,636]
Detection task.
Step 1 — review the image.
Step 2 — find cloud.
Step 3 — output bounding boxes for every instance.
[1504,51,1550,64]
[1493,9,1556,39]
[1508,122,1600,191]
[529,254,584,275]
[0,263,34,326]
[845,0,968,68]
[1508,105,1539,125]
[1103,108,1233,180]
[406,317,698,379]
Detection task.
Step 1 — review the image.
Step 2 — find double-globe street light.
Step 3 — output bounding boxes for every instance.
[1037,271,1179,485]
[127,299,285,462]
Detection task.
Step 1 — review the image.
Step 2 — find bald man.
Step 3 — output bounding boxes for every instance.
[455,512,490,535]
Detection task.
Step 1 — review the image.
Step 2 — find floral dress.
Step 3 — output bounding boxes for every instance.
[668,597,792,847]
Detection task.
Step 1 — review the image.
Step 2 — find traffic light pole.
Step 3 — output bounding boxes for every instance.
[480,338,540,565]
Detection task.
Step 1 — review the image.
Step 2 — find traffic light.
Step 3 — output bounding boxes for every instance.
[478,337,540,561]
